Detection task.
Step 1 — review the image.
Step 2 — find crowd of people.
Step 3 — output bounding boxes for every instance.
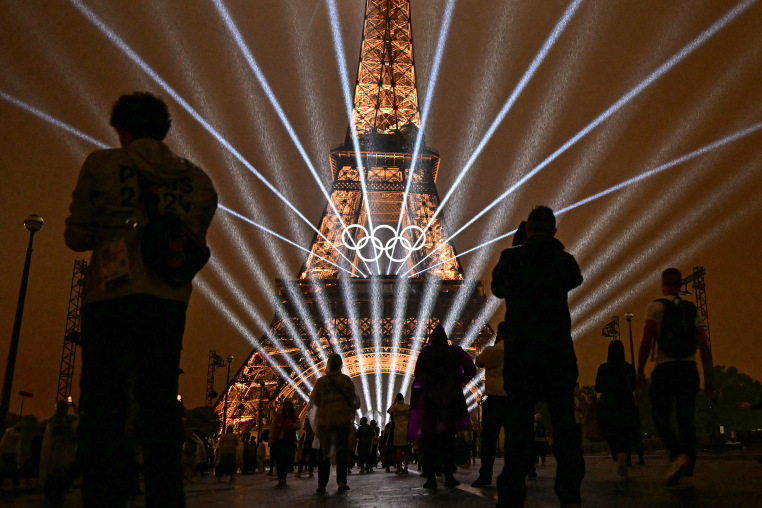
[0,93,723,508]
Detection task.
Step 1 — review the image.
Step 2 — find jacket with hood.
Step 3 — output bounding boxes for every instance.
[65,138,217,306]
[491,235,582,364]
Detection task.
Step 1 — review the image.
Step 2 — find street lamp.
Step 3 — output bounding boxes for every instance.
[18,391,33,418]
[0,214,44,430]
[624,313,635,366]
[222,355,234,433]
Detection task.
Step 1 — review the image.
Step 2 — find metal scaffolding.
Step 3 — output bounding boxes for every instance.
[56,259,87,402]
[682,266,711,349]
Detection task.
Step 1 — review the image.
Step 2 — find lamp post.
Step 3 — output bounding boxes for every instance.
[257,381,265,441]
[18,391,33,418]
[222,355,233,433]
[1,214,44,430]
[624,313,635,366]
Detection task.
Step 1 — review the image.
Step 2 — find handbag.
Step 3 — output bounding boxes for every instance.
[137,172,210,287]
[585,397,604,442]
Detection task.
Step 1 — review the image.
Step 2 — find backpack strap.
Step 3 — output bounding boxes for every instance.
[326,375,355,410]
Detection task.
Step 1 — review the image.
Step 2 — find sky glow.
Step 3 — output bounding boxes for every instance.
[9,1,759,421]
[402,0,757,278]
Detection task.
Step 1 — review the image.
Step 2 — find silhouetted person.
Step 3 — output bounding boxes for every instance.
[387,393,410,474]
[595,339,637,480]
[65,91,217,507]
[309,354,361,493]
[491,206,584,508]
[408,325,476,489]
[271,401,297,487]
[216,426,238,483]
[355,417,374,474]
[637,267,714,486]
[472,323,509,488]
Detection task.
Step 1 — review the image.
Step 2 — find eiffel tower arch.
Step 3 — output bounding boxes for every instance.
[214,0,494,435]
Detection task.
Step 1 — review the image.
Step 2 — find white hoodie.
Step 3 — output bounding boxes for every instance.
[65,138,217,305]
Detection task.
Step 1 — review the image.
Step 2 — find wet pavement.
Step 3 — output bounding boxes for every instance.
[3,452,762,507]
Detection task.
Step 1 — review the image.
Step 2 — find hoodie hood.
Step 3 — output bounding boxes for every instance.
[124,138,190,182]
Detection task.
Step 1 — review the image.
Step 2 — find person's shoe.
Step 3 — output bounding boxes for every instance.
[309,471,314,477]
[470,476,491,488]
[444,476,460,488]
[665,454,689,486]
[617,452,629,480]
[338,482,350,492]
[316,486,326,494]
[423,477,437,489]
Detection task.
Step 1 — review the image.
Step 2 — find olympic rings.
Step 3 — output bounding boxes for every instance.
[342,224,427,264]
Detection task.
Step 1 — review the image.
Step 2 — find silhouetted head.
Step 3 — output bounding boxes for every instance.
[110,91,171,142]
[662,267,682,294]
[281,400,295,419]
[526,206,556,237]
[429,325,448,346]
[607,339,626,365]
[55,399,68,417]
[395,393,404,403]
[226,425,234,434]
[360,417,368,425]
[327,353,343,373]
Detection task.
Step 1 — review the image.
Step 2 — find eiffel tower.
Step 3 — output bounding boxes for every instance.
[214,0,493,433]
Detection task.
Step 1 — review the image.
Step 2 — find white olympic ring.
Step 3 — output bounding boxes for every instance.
[342,224,427,264]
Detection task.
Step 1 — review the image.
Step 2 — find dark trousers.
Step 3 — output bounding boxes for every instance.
[297,447,316,473]
[79,295,186,508]
[650,361,700,475]
[275,439,295,480]
[479,395,509,481]
[316,424,349,487]
[497,360,584,507]
[420,432,456,479]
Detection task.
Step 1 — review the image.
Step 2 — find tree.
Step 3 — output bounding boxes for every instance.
[185,406,220,439]
[696,365,762,437]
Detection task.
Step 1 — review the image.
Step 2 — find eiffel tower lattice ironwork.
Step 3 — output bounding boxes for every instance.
[214,0,494,434]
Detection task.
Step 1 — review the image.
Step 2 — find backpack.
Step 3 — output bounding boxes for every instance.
[137,172,210,288]
[655,296,699,358]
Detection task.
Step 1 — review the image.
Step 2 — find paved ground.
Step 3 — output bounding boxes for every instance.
[3,452,762,507]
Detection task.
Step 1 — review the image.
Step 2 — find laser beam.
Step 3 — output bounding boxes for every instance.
[195,274,311,399]
[389,0,456,273]
[403,0,758,277]
[412,119,762,278]
[420,0,583,237]
[326,0,380,274]
[211,0,359,262]
[68,0,363,275]
[0,91,109,149]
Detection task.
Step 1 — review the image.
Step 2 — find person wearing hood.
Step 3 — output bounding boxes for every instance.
[308,354,361,494]
[407,325,476,489]
[65,91,217,508]
[491,206,584,508]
